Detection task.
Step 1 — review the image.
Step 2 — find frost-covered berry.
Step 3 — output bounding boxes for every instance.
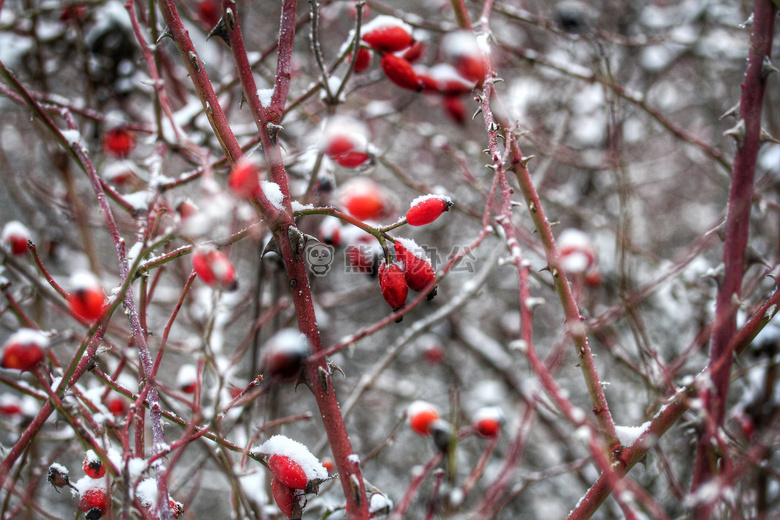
[379,262,408,313]
[361,15,414,53]
[1,328,49,371]
[176,364,198,394]
[254,435,328,492]
[103,126,136,158]
[407,401,439,436]
[380,54,422,91]
[262,329,310,380]
[83,450,106,479]
[192,245,238,291]
[557,228,597,276]
[68,271,106,322]
[2,220,31,256]
[406,194,453,226]
[472,406,506,438]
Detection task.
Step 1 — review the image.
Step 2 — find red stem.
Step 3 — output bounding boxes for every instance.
[690,0,777,513]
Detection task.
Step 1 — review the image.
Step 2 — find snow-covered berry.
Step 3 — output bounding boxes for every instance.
[2,221,31,256]
[394,238,436,297]
[557,228,597,276]
[262,329,310,380]
[407,400,439,436]
[361,16,414,53]
[337,178,393,221]
[68,271,106,322]
[1,328,49,371]
[255,435,328,492]
[406,194,453,226]
[320,117,372,169]
[83,450,106,479]
[472,406,506,438]
[47,463,70,489]
[176,364,197,394]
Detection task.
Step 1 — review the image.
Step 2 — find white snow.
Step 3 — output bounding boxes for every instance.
[261,181,284,210]
[369,492,393,513]
[472,406,505,424]
[291,200,314,212]
[123,191,152,211]
[257,88,274,108]
[2,220,31,241]
[407,400,438,420]
[70,270,101,291]
[4,328,50,349]
[441,30,481,59]
[615,421,651,446]
[61,129,83,148]
[361,15,412,36]
[135,477,158,507]
[176,365,197,388]
[253,435,327,481]
[409,193,452,209]
[49,462,69,475]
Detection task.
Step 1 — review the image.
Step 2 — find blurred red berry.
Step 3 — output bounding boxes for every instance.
[1,329,48,371]
[407,401,439,436]
[380,54,422,91]
[103,126,136,158]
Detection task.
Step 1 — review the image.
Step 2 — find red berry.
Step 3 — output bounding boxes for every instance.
[473,407,505,438]
[394,239,436,295]
[400,40,426,63]
[317,217,343,247]
[47,464,71,488]
[271,477,297,518]
[192,246,238,291]
[68,271,106,322]
[407,401,439,436]
[228,157,263,200]
[103,126,136,158]
[379,262,408,312]
[406,194,453,226]
[168,497,184,518]
[338,178,391,221]
[380,54,422,91]
[106,396,127,416]
[349,47,373,73]
[413,66,440,93]
[83,451,106,479]
[197,0,220,28]
[441,30,486,85]
[0,395,23,416]
[362,16,414,53]
[443,95,467,125]
[269,454,309,490]
[1,329,48,371]
[321,457,335,473]
[2,221,31,256]
[321,117,371,169]
[79,488,108,518]
[176,364,197,394]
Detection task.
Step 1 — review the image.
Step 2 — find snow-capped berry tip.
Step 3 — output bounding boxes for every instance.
[176,364,197,394]
[394,238,437,297]
[337,177,393,221]
[320,116,372,169]
[47,463,70,489]
[557,228,597,276]
[406,194,453,226]
[1,328,49,371]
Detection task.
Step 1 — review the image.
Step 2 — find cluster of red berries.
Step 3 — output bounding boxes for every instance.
[407,401,506,453]
[77,452,109,519]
